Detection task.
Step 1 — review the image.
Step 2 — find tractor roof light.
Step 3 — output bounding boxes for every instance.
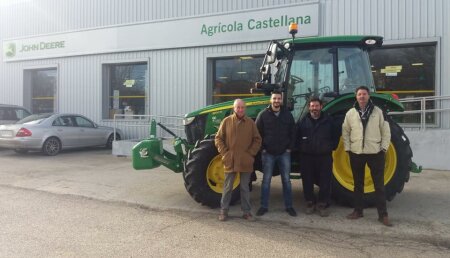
[289,23,298,36]
[365,39,377,45]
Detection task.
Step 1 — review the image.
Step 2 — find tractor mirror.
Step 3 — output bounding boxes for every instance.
[266,43,278,64]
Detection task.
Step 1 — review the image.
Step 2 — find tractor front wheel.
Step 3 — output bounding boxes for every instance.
[183,139,240,208]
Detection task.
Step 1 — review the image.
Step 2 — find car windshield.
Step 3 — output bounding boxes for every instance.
[16,113,52,124]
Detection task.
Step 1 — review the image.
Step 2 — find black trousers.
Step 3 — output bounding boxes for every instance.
[349,151,388,218]
[300,154,333,205]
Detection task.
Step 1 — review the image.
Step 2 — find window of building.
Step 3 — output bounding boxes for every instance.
[212,55,264,104]
[24,68,57,113]
[102,62,148,119]
[369,43,436,124]
[370,43,436,97]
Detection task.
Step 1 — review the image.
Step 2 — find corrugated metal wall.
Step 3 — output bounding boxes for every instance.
[1,0,449,130]
[0,0,314,122]
[1,0,314,37]
[320,0,449,98]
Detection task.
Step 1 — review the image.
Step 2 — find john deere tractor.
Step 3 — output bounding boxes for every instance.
[132,24,419,208]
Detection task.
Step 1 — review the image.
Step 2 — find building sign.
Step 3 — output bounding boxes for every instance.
[2,2,319,62]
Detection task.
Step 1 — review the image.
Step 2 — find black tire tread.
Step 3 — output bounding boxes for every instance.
[183,139,239,208]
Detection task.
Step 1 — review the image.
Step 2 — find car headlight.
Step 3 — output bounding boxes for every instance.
[183,116,195,126]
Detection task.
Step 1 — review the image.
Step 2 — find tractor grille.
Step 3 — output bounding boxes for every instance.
[185,114,207,145]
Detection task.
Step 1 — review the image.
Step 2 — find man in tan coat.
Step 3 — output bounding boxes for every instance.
[215,99,262,221]
[342,86,392,226]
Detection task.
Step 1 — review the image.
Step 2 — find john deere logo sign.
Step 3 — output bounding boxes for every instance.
[3,40,65,59]
[4,43,16,58]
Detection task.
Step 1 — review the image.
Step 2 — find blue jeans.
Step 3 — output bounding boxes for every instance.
[260,151,293,209]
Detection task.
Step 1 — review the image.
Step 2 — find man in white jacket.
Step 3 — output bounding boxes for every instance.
[342,86,392,227]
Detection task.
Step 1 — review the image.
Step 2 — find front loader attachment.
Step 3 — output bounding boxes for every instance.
[132,119,186,173]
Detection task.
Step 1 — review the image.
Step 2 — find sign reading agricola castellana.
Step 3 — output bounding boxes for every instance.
[201,15,312,36]
[2,2,319,62]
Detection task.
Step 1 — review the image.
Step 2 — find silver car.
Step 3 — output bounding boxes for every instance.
[0,113,122,155]
[0,104,32,125]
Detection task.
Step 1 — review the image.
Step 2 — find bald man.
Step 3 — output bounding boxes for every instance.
[215,99,262,221]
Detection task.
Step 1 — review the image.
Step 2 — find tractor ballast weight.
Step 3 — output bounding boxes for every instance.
[132,26,421,208]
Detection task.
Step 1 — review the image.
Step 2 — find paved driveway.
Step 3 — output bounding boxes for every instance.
[0,148,449,247]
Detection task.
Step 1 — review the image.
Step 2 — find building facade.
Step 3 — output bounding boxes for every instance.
[1,0,449,143]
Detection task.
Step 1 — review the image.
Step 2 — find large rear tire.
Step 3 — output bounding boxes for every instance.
[183,139,240,208]
[331,116,412,206]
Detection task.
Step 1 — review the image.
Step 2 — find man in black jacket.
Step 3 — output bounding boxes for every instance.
[297,97,337,217]
[255,91,297,217]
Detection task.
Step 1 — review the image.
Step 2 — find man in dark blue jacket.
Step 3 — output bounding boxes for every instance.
[297,97,337,217]
[255,91,297,217]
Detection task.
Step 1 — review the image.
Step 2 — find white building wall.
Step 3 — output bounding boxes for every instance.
[1,0,314,116]
[0,0,449,121]
[1,0,450,169]
[320,0,449,97]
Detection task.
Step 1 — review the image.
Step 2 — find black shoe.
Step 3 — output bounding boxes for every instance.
[286,207,297,217]
[256,207,268,216]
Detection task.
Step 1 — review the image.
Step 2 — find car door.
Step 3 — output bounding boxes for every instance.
[53,115,81,148]
[73,116,105,146]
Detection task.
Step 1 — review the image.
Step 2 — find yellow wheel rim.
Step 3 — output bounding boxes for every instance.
[332,138,397,193]
[206,155,240,194]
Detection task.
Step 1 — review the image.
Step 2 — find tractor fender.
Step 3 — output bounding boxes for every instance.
[323,93,404,115]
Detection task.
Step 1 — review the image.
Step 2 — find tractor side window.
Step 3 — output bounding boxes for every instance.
[338,48,375,94]
[289,48,333,120]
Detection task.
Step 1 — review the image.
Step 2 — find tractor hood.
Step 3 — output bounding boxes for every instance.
[184,96,270,119]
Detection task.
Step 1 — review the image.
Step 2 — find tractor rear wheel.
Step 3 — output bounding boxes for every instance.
[331,116,412,206]
[183,139,240,208]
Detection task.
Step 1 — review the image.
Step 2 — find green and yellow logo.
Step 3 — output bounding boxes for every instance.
[4,43,16,58]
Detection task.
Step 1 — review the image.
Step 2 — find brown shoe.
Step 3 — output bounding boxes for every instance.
[242,213,256,221]
[218,209,228,222]
[346,210,363,219]
[378,216,393,227]
[316,203,330,217]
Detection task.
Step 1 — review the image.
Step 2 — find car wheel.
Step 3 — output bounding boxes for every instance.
[42,137,61,156]
[106,133,120,149]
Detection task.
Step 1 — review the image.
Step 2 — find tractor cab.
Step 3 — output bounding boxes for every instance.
[253,24,383,120]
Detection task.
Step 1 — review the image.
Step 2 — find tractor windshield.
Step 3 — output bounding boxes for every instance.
[284,46,375,120]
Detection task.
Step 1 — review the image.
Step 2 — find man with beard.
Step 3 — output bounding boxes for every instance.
[342,86,392,226]
[297,97,337,217]
[255,91,297,217]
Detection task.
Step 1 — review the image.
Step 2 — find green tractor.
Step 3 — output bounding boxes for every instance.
[132,25,420,208]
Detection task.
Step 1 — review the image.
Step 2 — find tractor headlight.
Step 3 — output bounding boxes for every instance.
[183,116,195,125]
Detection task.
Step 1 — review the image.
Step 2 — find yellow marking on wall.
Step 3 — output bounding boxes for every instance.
[213,93,264,97]
[200,100,269,114]
[32,97,55,100]
[109,96,146,98]
[377,90,434,94]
